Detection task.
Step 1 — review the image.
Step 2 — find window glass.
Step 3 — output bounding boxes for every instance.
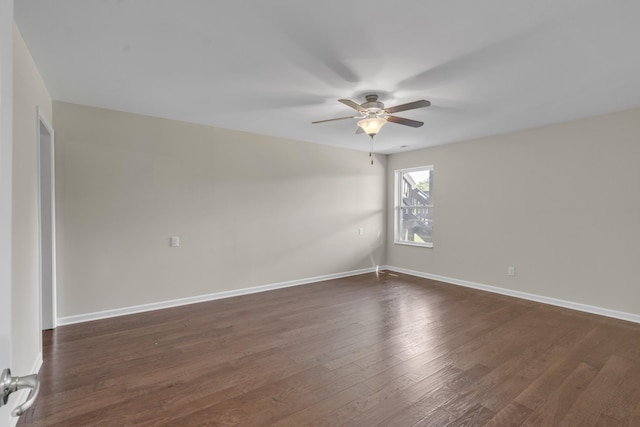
[395,166,433,247]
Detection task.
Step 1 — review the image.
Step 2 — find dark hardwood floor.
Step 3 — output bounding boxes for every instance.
[17,272,640,426]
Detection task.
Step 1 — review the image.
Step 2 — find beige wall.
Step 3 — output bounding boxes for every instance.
[53,102,386,318]
[387,108,640,316]
[12,23,52,373]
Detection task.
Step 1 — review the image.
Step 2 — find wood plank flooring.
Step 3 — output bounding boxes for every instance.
[17,272,640,426]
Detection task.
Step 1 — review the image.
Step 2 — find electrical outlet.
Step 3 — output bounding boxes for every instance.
[358,227,364,236]
[170,236,180,247]
[507,266,516,276]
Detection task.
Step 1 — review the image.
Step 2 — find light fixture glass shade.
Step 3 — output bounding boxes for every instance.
[357,117,387,136]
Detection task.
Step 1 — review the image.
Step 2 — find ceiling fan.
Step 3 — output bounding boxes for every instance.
[312,94,431,138]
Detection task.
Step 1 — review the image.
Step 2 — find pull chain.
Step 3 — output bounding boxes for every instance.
[369,135,374,165]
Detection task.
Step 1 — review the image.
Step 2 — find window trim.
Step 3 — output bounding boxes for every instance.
[394,165,434,248]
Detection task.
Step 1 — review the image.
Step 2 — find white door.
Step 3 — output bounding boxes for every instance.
[1,0,14,424]
[1,6,41,424]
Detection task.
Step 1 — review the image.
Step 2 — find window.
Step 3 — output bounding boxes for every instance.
[395,166,433,247]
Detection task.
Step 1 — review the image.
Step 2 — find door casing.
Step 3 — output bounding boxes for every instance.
[37,107,56,330]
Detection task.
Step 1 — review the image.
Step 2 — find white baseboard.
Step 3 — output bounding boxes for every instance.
[56,265,640,326]
[31,353,42,376]
[385,266,640,324]
[57,267,380,326]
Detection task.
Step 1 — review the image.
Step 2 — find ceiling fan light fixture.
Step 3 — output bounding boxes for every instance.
[357,117,387,137]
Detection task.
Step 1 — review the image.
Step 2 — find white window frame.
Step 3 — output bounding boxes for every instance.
[394,165,433,248]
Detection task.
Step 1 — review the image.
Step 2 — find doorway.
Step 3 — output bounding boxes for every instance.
[37,107,56,330]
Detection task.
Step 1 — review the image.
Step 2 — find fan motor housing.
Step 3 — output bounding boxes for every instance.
[362,94,384,112]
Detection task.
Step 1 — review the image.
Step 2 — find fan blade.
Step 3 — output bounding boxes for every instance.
[387,115,424,128]
[339,99,368,113]
[312,116,356,124]
[385,99,431,114]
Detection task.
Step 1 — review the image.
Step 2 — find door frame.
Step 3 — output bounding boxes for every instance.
[37,107,56,330]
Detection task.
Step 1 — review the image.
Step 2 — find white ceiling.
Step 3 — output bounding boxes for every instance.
[14,0,640,154]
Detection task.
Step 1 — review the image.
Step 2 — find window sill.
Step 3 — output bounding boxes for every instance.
[394,241,433,248]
